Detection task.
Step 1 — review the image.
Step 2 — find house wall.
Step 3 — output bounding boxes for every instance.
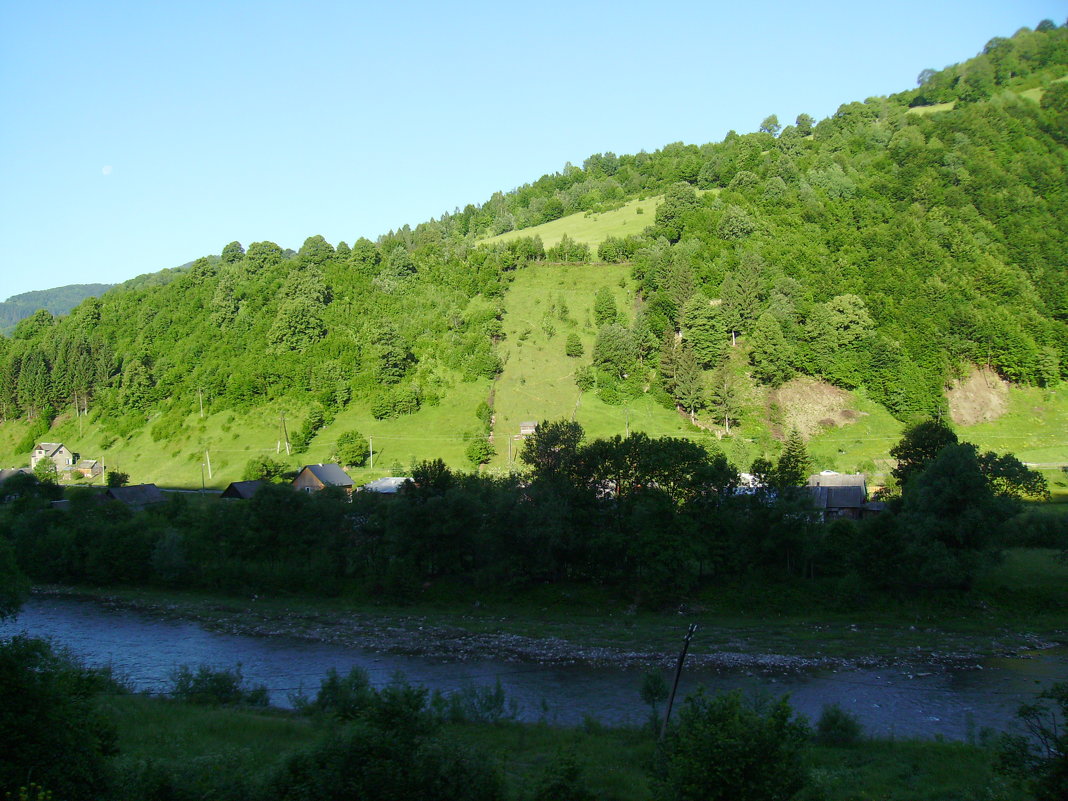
[292,471,326,493]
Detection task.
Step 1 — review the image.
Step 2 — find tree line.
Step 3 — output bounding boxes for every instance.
[0,419,1050,608]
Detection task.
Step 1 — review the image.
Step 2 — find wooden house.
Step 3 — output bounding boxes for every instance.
[292,463,354,496]
[104,483,167,509]
[221,479,266,500]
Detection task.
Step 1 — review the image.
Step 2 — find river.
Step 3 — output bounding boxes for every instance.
[3,596,1065,740]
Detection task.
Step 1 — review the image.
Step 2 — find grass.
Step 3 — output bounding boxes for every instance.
[906,101,956,116]
[482,196,662,251]
[805,391,904,480]
[489,261,694,470]
[102,693,1024,801]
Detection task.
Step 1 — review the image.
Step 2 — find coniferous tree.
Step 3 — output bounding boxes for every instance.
[748,312,794,387]
[775,430,811,488]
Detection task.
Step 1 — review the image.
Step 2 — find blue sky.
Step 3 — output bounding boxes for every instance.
[1,1,1064,299]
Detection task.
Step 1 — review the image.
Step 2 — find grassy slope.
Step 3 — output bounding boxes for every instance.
[483,196,662,250]
[488,262,695,470]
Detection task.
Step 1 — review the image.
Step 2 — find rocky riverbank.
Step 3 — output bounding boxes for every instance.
[35,586,1062,675]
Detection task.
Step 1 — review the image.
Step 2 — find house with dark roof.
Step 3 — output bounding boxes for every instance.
[30,443,77,473]
[221,479,266,500]
[293,463,354,496]
[104,483,167,509]
[0,468,32,483]
[805,472,883,520]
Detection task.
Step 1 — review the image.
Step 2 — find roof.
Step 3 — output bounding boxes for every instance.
[221,480,266,499]
[807,472,867,488]
[807,485,866,510]
[34,442,65,455]
[361,477,411,494]
[299,463,353,487]
[105,484,167,507]
[0,468,32,482]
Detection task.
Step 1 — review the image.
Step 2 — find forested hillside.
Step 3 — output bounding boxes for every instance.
[1,22,1066,473]
[0,284,113,334]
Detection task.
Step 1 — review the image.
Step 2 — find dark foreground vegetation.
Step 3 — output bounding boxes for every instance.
[0,634,1065,801]
[1,419,1059,612]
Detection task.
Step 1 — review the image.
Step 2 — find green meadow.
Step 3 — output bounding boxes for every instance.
[483,196,663,251]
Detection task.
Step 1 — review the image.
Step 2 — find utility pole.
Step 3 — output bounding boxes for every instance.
[369,436,373,469]
[200,462,206,493]
[198,388,204,418]
[281,412,291,456]
[660,623,698,740]
[205,450,212,480]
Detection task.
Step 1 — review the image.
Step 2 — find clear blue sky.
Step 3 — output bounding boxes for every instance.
[1,0,1064,300]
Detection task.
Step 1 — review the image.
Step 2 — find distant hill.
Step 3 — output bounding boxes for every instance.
[0,21,1067,487]
[0,284,114,334]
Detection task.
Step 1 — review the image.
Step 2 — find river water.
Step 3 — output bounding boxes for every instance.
[3,596,1065,740]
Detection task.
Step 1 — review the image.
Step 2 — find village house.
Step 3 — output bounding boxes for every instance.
[805,471,884,520]
[104,483,167,510]
[30,442,77,473]
[221,479,266,500]
[519,421,538,437]
[292,463,354,496]
[73,459,103,480]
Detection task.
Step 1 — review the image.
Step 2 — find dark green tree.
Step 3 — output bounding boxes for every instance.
[748,312,793,387]
[520,420,584,481]
[335,430,371,467]
[220,240,245,264]
[759,114,781,136]
[889,418,959,488]
[774,430,811,488]
[593,287,618,327]
[0,637,118,800]
[654,690,810,801]
[465,437,495,469]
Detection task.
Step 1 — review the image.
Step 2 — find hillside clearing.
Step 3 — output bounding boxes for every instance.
[482,196,662,250]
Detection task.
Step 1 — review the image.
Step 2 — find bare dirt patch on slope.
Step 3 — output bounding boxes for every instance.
[768,376,859,438]
[947,366,1009,426]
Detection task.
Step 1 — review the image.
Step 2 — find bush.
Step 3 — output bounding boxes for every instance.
[996,682,1068,801]
[106,470,129,488]
[0,636,118,800]
[168,664,269,707]
[653,690,810,801]
[278,669,504,801]
[242,455,287,482]
[815,703,863,746]
[531,752,595,801]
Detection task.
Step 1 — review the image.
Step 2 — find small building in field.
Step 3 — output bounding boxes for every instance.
[293,463,354,496]
[360,476,411,495]
[805,472,882,520]
[74,459,103,479]
[519,421,538,437]
[0,468,32,484]
[104,483,167,510]
[221,480,266,500]
[30,443,77,473]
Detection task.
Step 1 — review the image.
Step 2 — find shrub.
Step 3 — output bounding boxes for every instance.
[653,690,810,801]
[0,636,118,800]
[168,663,269,707]
[815,703,863,746]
